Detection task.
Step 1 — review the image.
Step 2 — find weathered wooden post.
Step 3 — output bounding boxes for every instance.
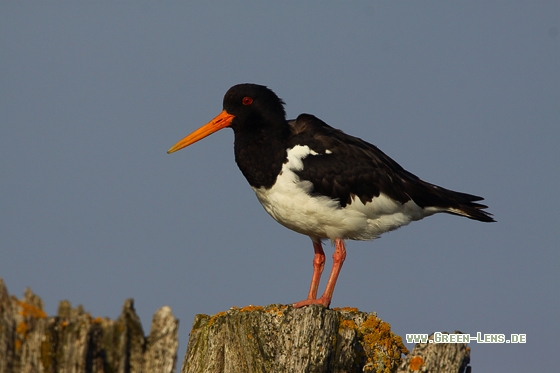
[0,278,179,373]
[1,278,470,373]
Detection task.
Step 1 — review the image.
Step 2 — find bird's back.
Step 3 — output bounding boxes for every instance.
[287,114,494,223]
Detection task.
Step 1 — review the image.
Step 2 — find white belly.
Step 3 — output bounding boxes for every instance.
[251,145,437,241]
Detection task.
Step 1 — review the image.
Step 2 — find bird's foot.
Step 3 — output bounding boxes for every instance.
[293,296,331,308]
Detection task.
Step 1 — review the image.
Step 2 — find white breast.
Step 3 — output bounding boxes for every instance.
[251,145,436,241]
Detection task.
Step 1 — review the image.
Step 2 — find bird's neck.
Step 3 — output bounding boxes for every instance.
[233,119,290,189]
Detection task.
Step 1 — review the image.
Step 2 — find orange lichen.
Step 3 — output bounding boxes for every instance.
[92,317,103,324]
[17,300,47,319]
[334,307,359,313]
[264,304,287,316]
[340,318,358,330]
[409,356,424,371]
[240,305,264,312]
[15,321,30,351]
[359,314,409,373]
[16,321,29,336]
[207,311,227,327]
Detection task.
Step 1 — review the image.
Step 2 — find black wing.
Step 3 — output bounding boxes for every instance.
[288,114,494,222]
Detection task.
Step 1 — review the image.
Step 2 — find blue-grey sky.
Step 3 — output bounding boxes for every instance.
[1,2,558,372]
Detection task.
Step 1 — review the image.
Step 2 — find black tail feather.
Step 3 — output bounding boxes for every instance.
[409,181,496,223]
[447,200,495,222]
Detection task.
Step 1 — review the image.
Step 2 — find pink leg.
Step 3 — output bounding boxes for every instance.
[294,238,346,308]
[306,241,325,300]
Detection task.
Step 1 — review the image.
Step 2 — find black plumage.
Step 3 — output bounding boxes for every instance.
[287,113,494,222]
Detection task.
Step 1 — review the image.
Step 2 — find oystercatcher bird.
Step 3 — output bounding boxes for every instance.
[168,83,494,308]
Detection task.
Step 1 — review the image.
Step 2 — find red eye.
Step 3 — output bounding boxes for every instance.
[242,96,253,105]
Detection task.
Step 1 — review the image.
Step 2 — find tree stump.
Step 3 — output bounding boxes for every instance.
[182,304,408,373]
[0,278,179,373]
[396,332,470,373]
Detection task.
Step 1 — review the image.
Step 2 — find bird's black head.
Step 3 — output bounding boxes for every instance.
[167,83,287,154]
[223,84,287,130]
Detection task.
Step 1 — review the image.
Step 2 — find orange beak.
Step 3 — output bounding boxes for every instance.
[167,110,236,154]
